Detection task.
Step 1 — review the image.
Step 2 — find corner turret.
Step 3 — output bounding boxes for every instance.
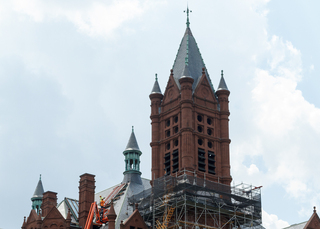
[31,175,44,214]
[122,127,142,184]
[149,74,163,181]
[216,70,231,184]
[150,74,162,95]
[217,70,229,91]
[216,70,230,112]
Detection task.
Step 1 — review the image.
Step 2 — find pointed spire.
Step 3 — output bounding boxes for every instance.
[171,13,214,93]
[125,126,140,151]
[151,73,162,94]
[107,201,117,229]
[31,175,45,214]
[217,70,229,91]
[22,216,26,229]
[184,5,192,28]
[123,128,142,182]
[108,201,116,216]
[33,176,44,198]
[66,208,71,221]
[181,64,192,79]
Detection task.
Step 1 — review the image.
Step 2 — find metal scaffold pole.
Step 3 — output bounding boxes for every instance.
[184,193,187,229]
[128,172,262,229]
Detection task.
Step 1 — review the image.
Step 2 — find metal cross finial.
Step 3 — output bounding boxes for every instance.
[184,5,192,28]
[155,73,158,81]
[132,126,134,133]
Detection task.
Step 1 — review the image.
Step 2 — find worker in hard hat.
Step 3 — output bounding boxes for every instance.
[100,197,105,207]
[99,196,106,220]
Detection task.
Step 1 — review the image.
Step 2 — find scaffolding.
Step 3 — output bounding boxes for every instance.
[129,172,262,229]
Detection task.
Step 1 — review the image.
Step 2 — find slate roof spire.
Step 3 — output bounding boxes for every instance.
[172,9,215,93]
[217,70,229,91]
[184,5,192,28]
[33,174,44,198]
[125,126,140,151]
[123,127,142,184]
[31,175,45,214]
[150,74,162,94]
[181,64,192,79]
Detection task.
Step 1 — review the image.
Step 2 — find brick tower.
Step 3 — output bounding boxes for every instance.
[149,8,232,185]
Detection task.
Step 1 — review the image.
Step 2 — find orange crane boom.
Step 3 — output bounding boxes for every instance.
[84,202,109,229]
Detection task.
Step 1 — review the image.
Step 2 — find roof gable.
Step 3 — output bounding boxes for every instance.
[122,207,148,229]
[43,206,66,222]
[26,209,38,224]
[193,71,217,104]
[162,74,180,105]
[304,211,320,229]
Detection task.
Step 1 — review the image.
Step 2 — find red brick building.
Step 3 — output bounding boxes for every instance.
[21,9,261,229]
[21,8,280,229]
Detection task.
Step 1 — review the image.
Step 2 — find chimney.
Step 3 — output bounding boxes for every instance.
[41,191,58,217]
[78,173,95,228]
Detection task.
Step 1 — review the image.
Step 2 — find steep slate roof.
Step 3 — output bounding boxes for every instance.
[151,74,162,94]
[125,128,140,151]
[57,198,79,224]
[172,27,215,93]
[97,178,151,229]
[217,73,229,91]
[33,178,44,198]
[282,222,307,229]
[181,64,192,78]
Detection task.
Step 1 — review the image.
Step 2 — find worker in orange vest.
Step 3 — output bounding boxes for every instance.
[100,196,105,207]
[99,196,106,220]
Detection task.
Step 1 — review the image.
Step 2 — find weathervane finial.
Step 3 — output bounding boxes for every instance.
[184,5,192,28]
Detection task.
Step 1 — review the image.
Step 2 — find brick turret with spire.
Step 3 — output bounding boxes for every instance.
[150,74,163,180]
[149,7,232,185]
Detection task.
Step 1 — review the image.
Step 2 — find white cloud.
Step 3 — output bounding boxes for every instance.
[64,1,145,38]
[9,0,164,39]
[12,0,45,22]
[262,210,290,229]
[248,22,320,207]
[309,64,314,71]
[248,164,260,175]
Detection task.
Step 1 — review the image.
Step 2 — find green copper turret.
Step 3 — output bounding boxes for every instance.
[123,127,142,176]
[31,175,44,214]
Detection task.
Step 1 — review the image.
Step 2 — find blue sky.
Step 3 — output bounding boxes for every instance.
[0,1,320,228]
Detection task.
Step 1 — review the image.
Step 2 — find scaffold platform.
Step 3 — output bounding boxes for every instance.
[129,172,262,229]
